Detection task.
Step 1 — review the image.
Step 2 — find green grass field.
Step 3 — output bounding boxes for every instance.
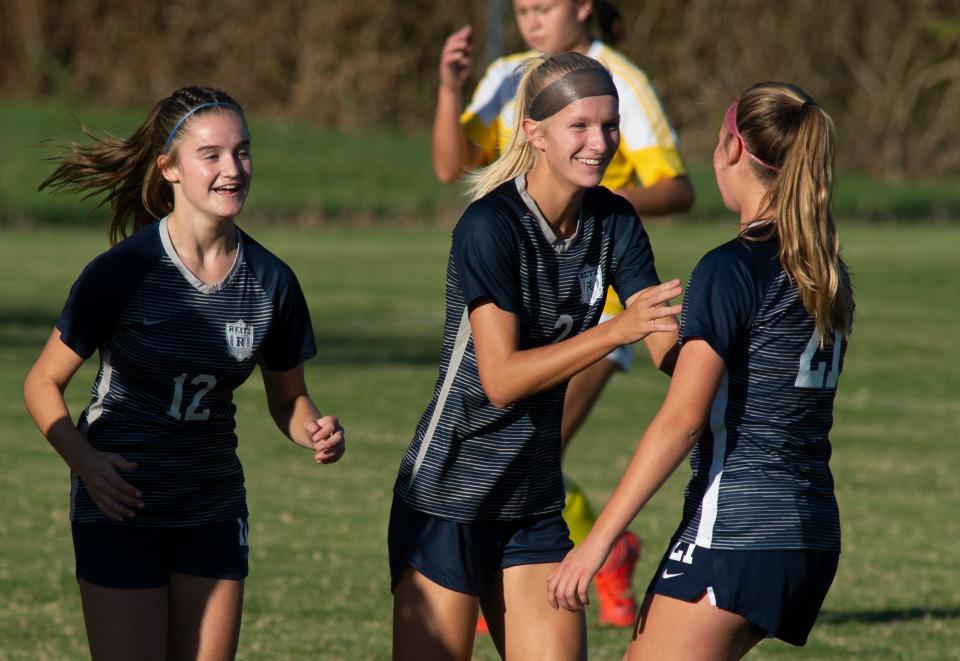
[0,220,957,660]
[4,98,960,225]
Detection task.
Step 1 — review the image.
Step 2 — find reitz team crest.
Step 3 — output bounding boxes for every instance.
[225,320,255,361]
[578,264,603,305]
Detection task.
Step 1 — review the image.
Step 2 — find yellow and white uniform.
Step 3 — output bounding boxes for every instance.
[461,40,686,360]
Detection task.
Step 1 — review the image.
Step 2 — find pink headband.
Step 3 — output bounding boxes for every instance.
[724,101,781,173]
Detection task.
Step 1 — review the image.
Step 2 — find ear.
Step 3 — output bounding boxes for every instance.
[521,117,546,152]
[721,131,742,167]
[157,154,180,184]
[576,0,593,24]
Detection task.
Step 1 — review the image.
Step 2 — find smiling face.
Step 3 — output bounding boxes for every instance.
[160,110,252,222]
[514,0,592,54]
[527,94,620,191]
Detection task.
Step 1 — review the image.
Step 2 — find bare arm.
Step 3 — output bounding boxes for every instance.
[471,280,682,408]
[24,329,144,521]
[261,363,345,464]
[613,175,695,217]
[547,339,725,610]
[432,25,484,183]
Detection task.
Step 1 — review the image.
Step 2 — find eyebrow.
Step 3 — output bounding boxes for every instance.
[196,139,251,152]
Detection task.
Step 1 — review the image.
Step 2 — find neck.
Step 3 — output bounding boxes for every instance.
[568,34,594,55]
[735,178,774,231]
[524,163,584,237]
[166,210,237,260]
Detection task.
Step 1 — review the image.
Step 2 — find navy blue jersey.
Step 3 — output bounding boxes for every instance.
[674,228,847,551]
[395,176,660,523]
[57,218,316,527]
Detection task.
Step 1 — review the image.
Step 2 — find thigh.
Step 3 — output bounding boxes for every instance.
[78,579,168,661]
[393,567,479,661]
[168,574,244,661]
[627,593,753,661]
[495,563,586,661]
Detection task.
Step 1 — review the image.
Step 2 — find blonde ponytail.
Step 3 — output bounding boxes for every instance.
[736,83,854,339]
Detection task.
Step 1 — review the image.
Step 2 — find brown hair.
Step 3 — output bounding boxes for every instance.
[39,86,245,245]
[465,52,612,200]
[589,1,626,45]
[734,82,854,339]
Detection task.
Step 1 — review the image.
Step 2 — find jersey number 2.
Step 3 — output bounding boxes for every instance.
[795,330,842,389]
[167,373,217,421]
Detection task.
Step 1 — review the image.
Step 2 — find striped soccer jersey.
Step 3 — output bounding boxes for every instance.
[394,176,660,523]
[57,218,316,527]
[461,40,686,191]
[675,229,848,551]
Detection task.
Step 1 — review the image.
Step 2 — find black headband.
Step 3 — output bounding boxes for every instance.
[528,68,619,121]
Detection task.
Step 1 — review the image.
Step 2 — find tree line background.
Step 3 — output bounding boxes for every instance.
[2,0,958,180]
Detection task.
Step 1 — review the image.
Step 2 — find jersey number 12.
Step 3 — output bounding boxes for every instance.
[167,373,218,421]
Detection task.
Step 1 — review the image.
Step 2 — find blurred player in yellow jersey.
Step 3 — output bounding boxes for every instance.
[432,0,692,629]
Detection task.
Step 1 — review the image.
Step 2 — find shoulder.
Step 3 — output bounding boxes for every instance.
[238,229,301,294]
[694,232,780,286]
[479,50,536,83]
[455,182,526,242]
[78,222,163,284]
[590,42,653,92]
[589,186,643,235]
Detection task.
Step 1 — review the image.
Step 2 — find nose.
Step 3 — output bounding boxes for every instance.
[222,153,242,178]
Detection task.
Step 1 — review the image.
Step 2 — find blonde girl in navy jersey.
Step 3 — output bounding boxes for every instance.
[24,86,345,661]
[434,0,694,628]
[392,52,682,660]
[548,82,855,658]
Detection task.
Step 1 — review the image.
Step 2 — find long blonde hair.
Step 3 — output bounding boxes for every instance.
[39,86,245,245]
[734,82,854,338]
[465,52,610,201]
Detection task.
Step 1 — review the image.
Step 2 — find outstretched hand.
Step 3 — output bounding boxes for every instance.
[305,415,345,464]
[615,279,683,346]
[74,450,143,521]
[547,533,613,612]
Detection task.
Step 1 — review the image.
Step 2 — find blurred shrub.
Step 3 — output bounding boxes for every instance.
[1,0,957,179]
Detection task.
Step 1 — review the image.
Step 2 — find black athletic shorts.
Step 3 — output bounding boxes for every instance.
[72,517,250,589]
[388,496,573,596]
[646,539,839,646]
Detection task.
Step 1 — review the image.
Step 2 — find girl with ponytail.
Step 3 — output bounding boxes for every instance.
[25,86,345,660]
[549,82,854,658]
[392,52,682,659]
[435,0,695,628]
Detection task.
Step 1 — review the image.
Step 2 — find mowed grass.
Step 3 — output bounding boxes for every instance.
[0,221,957,660]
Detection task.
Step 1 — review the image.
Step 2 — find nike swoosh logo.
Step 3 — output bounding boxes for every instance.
[661,569,685,579]
[142,318,167,327]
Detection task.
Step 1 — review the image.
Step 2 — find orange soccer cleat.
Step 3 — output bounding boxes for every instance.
[595,530,641,628]
[476,614,489,635]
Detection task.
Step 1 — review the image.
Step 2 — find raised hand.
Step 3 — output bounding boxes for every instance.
[439,25,474,91]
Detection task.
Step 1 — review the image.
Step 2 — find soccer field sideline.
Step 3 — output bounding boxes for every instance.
[0,222,957,659]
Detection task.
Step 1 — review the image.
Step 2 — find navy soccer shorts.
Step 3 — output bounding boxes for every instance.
[646,539,839,646]
[388,497,573,596]
[72,517,250,589]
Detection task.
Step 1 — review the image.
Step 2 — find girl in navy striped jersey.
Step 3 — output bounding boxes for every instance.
[391,53,682,660]
[548,82,855,658]
[24,87,345,661]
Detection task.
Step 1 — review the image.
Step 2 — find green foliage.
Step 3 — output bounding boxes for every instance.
[1,223,957,659]
[5,99,960,228]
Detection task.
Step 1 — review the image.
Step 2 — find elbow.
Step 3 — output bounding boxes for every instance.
[484,386,515,410]
[673,180,695,213]
[434,162,463,184]
[480,378,518,410]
